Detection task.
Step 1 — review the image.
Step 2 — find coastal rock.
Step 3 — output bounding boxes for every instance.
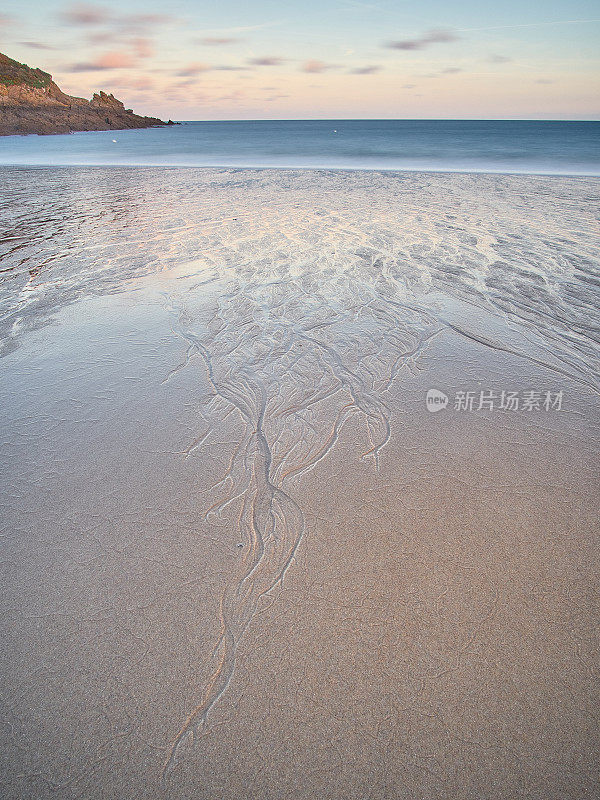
[91,91,126,110]
[0,53,168,136]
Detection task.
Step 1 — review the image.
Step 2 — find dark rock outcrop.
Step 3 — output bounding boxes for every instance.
[0,53,169,136]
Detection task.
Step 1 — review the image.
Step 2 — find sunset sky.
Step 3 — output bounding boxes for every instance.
[1,0,598,119]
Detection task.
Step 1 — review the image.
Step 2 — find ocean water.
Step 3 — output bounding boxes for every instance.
[0,119,598,174]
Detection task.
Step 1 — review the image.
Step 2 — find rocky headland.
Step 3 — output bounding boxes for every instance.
[0,53,172,135]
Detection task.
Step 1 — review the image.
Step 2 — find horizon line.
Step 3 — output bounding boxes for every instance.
[167,117,600,122]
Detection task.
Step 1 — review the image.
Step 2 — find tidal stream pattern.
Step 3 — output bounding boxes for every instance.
[161,277,442,776]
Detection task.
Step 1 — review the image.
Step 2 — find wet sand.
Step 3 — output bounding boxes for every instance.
[0,168,598,799]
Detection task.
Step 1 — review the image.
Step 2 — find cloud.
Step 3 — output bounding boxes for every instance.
[131,37,153,58]
[213,65,249,71]
[536,78,554,84]
[488,54,511,63]
[94,50,135,68]
[0,13,15,27]
[386,28,458,51]
[402,83,416,89]
[59,6,171,74]
[301,60,337,73]
[19,41,56,50]
[61,3,109,26]
[349,65,381,74]
[60,4,175,32]
[198,37,240,45]
[172,79,196,90]
[87,30,116,44]
[441,67,462,74]
[67,50,136,71]
[67,63,106,72]
[176,62,211,76]
[247,56,285,66]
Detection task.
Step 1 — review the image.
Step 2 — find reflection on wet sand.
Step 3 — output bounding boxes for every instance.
[1,169,598,388]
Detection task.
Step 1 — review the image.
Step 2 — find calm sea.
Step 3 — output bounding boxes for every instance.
[0,119,598,175]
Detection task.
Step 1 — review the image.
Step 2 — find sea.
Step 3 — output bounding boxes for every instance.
[0,119,598,174]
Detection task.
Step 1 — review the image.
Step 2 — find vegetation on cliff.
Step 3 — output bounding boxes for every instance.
[0,54,52,89]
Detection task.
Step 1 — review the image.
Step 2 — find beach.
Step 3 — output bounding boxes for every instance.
[0,167,598,799]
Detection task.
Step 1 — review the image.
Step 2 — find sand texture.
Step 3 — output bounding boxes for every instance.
[0,168,598,799]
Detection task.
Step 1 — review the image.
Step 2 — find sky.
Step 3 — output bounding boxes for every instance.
[1,0,599,119]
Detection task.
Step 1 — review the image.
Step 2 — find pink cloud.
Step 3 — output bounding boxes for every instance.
[302,60,337,73]
[132,37,153,58]
[95,50,135,68]
[67,50,136,71]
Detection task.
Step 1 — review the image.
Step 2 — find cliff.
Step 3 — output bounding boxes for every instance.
[0,53,171,136]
